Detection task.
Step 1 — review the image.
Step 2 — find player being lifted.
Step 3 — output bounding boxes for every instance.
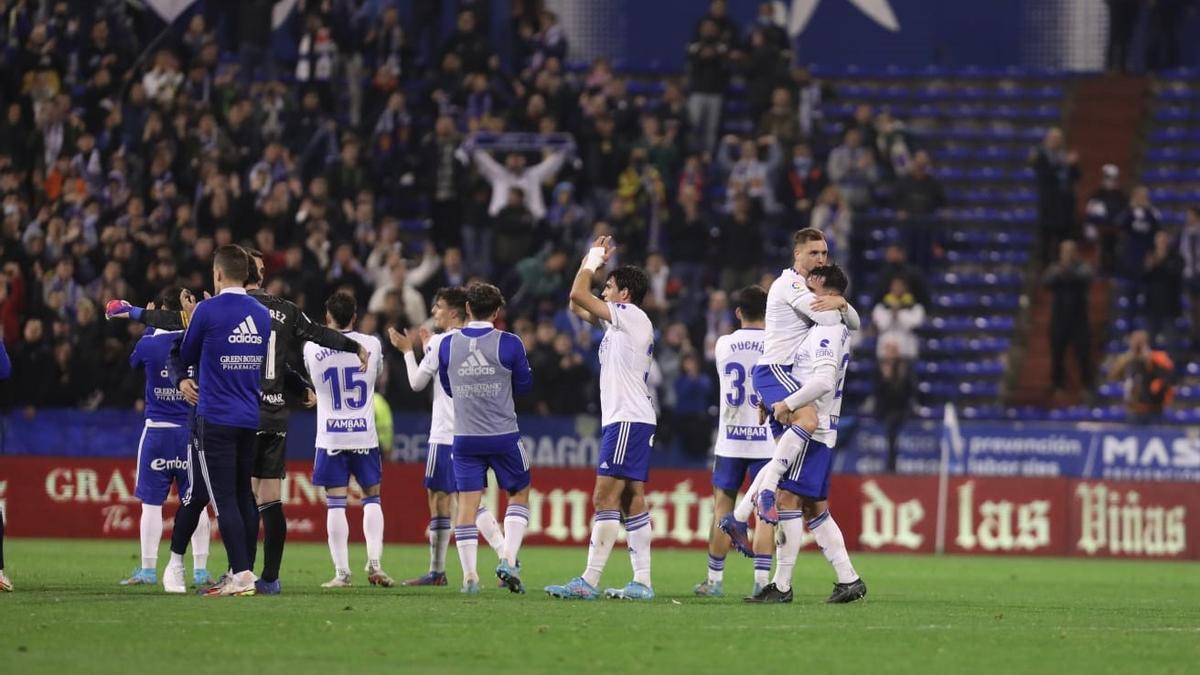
[120,287,211,587]
[546,237,657,601]
[752,264,866,604]
[304,292,392,588]
[387,287,508,586]
[693,285,775,599]
[107,250,368,594]
[437,283,533,594]
[720,229,860,549]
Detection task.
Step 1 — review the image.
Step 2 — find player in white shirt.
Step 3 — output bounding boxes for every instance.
[751,264,866,604]
[303,292,392,588]
[721,228,860,551]
[386,287,507,586]
[693,285,777,599]
[546,236,657,601]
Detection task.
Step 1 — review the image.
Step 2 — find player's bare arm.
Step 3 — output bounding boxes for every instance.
[568,236,616,324]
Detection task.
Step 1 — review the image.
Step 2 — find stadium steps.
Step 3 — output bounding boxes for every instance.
[1006,75,1146,408]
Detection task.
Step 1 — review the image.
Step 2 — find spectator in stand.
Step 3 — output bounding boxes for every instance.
[1084,163,1129,276]
[1031,127,1080,267]
[546,182,589,248]
[1179,206,1200,350]
[367,254,432,327]
[685,19,731,155]
[719,194,765,290]
[827,128,879,210]
[894,151,947,218]
[758,87,802,150]
[492,187,538,273]
[718,134,782,214]
[471,147,568,222]
[876,243,930,307]
[1109,330,1175,424]
[441,9,494,74]
[666,183,718,309]
[780,141,827,224]
[509,248,570,316]
[581,114,626,216]
[694,0,740,45]
[1043,240,1095,400]
[672,352,715,459]
[1147,0,1188,71]
[1117,185,1162,280]
[703,289,735,362]
[811,185,852,270]
[875,340,915,474]
[872,277,925,361]
[419,115,466,251]
[635,114,681,191]
[1106,0,1139,72]
[1141,230,1184,344]
[874,111,912,180]
[741,29,789,123]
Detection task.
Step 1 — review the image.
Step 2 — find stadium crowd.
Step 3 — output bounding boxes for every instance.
[0,0,948,446]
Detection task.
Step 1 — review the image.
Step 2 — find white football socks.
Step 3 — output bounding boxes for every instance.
[582,510,621,587]
[475,507,506,560]
[191,508,210,572]
[625,512,653,588]
[772,510,805,592]
[140,504,163,570]
[363,497,384,569]
[326,497,350,575]
[454,525,479,583]
[809,511,858,584]
[502,503,530,567]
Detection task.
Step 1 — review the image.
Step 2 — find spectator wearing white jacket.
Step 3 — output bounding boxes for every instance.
[472,148,568,220]
[872,277,925,360]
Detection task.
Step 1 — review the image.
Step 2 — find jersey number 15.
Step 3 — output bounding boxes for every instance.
[322,366,368,411]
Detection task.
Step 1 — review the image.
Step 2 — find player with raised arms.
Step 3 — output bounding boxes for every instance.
[120,287,211,588]
[751,264,866,604]
[304,292,392,588]
[437,282,533,594]
[693,285,775,599]
[545,236,657,601]
[720,228,860,551]
[387,287,508,586]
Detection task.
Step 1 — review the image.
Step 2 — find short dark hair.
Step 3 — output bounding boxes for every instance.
[245,248,263,285]
[606,265,650,306]
[465,282,505,319]
[435,286,468,320]
[325,291,357,329]
[792,228,825,247]
[734,285,767,322]
[808,264,849,295]
[213,244,250,283]
[158,285,184,312]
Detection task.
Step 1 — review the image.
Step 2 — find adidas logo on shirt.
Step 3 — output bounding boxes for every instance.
[228,315,264,344]
[457,350,495,376]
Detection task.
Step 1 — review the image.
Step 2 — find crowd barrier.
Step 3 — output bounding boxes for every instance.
[1,457,1195,560]
[3,410,1199,481]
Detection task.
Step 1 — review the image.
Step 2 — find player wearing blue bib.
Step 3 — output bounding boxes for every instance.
[546,236,658,601]
[119,287,211,588]
[389,288,508,587]
[437,283,534,594]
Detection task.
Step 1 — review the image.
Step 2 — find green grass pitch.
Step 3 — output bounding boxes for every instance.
[0,539,1197,674]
